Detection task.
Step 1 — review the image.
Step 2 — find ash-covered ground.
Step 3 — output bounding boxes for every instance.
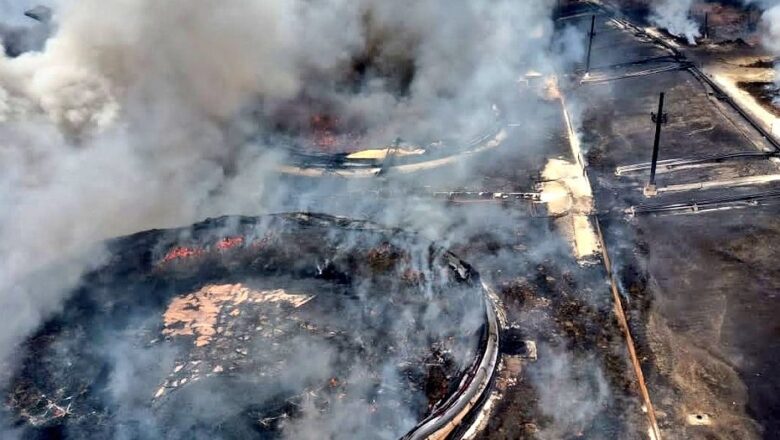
[572,1,780,438]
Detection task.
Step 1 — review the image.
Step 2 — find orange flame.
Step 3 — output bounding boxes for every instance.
[216,236,244,250]
[161,246,205,263]
[310,113,362,153]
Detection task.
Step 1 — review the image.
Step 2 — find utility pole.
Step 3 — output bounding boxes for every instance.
[645,92,668,197]
[585,15,596,74]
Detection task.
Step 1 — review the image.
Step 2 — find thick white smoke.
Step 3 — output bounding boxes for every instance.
[649,0,701,44]
[740,0,780,96]
[762,5,780,54]
[759,3,780,94]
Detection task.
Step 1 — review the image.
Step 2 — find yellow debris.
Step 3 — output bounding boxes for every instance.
[346,147,424,160]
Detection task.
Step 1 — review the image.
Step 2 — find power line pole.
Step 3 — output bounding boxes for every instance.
[585,15,596,74]
[645,92,668,197]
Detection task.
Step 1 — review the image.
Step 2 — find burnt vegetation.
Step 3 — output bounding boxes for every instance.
[5,214,488,439]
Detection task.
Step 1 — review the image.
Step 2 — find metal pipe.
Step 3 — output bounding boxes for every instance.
[402,284,500,440]
[649,92,666,187]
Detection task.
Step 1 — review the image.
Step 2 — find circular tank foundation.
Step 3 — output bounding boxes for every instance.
[6,213,497,439]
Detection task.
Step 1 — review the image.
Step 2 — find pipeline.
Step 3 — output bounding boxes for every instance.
[401,282,500,440]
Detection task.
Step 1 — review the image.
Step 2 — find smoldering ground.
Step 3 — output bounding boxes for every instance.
[0,0,624,438]
[4,215,486,439]
[646,0,780,78]
[649,0,702,44]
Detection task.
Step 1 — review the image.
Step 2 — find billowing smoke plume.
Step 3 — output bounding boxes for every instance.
[650,0,701,44]
[761,4,780,54]
[0,0,563,362]
[740,0,780,98]
[743,0,780,53]
[759,3,780,95]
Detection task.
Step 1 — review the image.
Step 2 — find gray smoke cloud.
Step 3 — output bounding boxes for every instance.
[532,347,610,439]
[763,5,780,56]
[740,0,780,92]
[649,0,701,44]
[0,0,572,362]
[761,5,780,92]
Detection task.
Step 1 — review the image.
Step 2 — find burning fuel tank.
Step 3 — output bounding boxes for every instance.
[5,213,492,439]
[258,97,507,176]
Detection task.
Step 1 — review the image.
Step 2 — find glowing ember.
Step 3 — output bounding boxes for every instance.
[161,246,205,263]
[311,114,339,150]
[215,236,244,250]
[160,236,246,265]
[309,114,363,153]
